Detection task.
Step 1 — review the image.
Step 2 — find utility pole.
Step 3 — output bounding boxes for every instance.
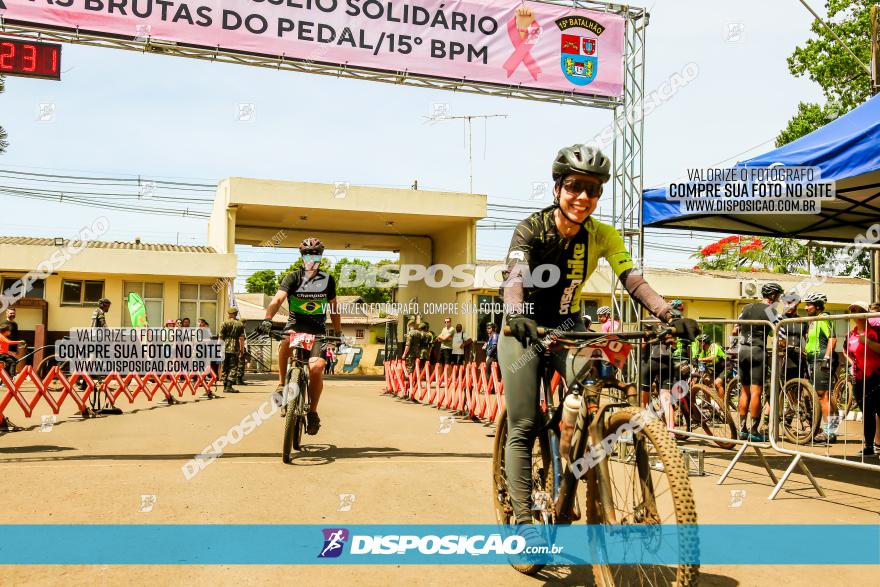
[872,5,879,301]
[426,113,508,193]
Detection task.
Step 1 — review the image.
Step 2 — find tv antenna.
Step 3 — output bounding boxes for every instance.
[424,109,508,193]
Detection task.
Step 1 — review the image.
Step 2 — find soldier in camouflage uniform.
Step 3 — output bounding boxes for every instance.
[402,320,422,374]
[418,321,435,363]
[219,307,245,393]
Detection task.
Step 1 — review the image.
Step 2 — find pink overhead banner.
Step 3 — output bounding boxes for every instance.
[1,0,625,97]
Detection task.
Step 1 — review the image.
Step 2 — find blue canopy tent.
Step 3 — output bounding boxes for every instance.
[643,93,880,242]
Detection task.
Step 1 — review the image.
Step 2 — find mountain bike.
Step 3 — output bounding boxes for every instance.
[492,326,699,586]
[271,330,341,464]
[669,360,737,449]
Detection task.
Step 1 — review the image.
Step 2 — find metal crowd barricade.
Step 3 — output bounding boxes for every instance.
[769,312,880,498]
[640,318,784,490]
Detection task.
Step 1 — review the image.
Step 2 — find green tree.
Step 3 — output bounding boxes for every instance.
[776,0,873,147]
[0,75,8,154]
[333,257,396,303]
[692,234,870,277]
[278,257,396,303]
[692,235,807,273]
[245,269,279,295]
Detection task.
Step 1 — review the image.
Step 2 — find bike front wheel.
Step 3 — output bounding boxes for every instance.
[282,366,306,463]
[589,406,699,587]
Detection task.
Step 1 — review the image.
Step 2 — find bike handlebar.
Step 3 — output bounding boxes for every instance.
[265,329,344,343]
[501,325,678,341]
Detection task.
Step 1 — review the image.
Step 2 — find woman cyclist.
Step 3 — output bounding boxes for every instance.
[500,143,699,528]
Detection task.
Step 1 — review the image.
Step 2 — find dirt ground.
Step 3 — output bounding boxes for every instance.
[0,376,878,586]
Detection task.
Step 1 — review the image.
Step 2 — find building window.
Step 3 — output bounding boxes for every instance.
[581,299,599,322]
[1,276,45,300]
[355,328,365,339]
[122,282,164,327]
[61,280,104,305]
[477,294,503,341]
[179,283,218,326]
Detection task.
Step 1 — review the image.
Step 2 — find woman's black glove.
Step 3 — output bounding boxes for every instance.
[507,314,539,348]
[669,317,701,341]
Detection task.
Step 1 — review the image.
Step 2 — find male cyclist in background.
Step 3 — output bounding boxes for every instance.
[501,144,699,528]
[260,238,342,435]
[733,282,783,441]
[804,292,839,444]
[778,291,808,383]
[695,333,727,399]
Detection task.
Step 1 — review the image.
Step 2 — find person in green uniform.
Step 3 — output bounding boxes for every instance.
[419,321,435,363]
[402,320,422,375]
[219,307,245,394]
[804,293,839,443]
[695,333,728,399]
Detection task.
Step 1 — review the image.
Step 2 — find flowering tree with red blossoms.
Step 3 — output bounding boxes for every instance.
[691,235,809,273]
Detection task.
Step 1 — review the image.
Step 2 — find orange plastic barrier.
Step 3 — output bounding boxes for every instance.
[0,366,218,419]
[381,359,504,424]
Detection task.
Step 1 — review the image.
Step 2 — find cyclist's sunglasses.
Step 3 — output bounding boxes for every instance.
[302,254,323,264]
[561,179,603,199]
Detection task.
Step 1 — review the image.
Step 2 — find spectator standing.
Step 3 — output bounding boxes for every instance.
[484,322,499,376]
[596,306,620,333]
[4,309,26,374]
[219,307,245,394]
[181,317,191,328]
[845,301,880,457]
[0,322,17,374]
[325,346,335,374]
[437,317,455,365]
[451,323,471,365]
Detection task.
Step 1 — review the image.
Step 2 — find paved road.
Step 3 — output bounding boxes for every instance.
[1,376,878,585]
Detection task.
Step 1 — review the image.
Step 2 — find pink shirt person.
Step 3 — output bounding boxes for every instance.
[847,323,880,380]
[601,319,621,333]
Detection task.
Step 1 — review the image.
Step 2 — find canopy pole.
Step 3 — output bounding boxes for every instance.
[871,5,879,301]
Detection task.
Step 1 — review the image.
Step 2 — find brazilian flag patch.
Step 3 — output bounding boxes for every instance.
[291,298,326,315]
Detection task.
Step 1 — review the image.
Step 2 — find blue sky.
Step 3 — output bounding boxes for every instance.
[0,0,825,283]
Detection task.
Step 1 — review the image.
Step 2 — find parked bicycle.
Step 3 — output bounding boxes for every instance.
[492,326,699,586]
[643,358,737,450]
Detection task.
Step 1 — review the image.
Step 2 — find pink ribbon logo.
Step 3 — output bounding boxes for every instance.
[502,17,542,81]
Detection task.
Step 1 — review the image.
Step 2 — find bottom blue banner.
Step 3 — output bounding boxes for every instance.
[0,525,876,565]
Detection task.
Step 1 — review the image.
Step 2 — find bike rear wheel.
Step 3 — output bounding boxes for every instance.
[491,407,553,576]
[691,383,736,449]
[779,378,820,444]
[282,366,306,463]
[589,407,699,587]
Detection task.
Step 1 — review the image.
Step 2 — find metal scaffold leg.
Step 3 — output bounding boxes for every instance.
[717,443,779,486]
[768,453,826,500]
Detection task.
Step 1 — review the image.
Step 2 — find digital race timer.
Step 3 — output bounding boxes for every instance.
[0,38,61,80]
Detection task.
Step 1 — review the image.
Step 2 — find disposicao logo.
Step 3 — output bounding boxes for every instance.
[318,528,349,558]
